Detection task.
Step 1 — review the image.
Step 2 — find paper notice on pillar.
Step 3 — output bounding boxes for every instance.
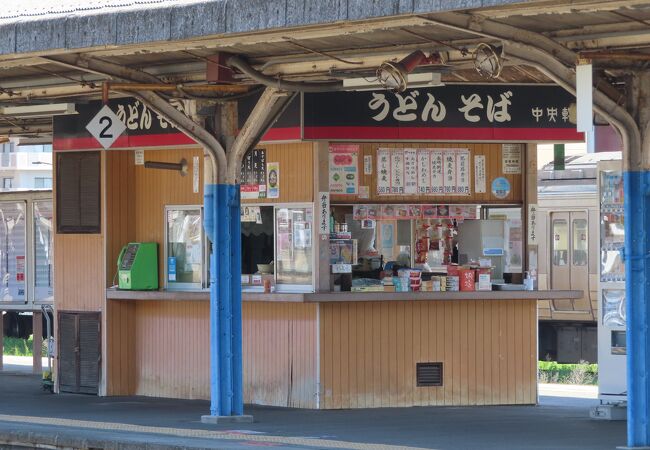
[404,148,418,194]
[390,151,405,194]
[377,149,391,195]
[417,149,431,194]
[329,144,358,195]
[364,155,373,175]
[502,144,522,174]
[474,155,486,193]
[193,156,200,194]
[135,150,144,165]
[528,203,539,245]
[267,162,279,198]
[318,192,330,235]
[443,152,456,194]
[430,151,444,194]
[457,151,471,195]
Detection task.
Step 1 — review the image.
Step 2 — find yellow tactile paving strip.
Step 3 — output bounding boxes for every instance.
[0,414,429,450]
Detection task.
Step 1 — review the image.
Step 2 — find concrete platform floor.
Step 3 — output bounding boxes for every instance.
[0,372,625,450]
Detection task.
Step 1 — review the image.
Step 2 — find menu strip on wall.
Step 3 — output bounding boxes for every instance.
[474,155,486,193]
[377,148,471,196]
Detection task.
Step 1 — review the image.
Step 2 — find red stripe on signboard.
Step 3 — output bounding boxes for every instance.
[303,126,584,141]
[53,133,195,151]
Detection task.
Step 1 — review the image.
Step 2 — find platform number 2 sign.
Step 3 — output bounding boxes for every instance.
[86,105,127,149]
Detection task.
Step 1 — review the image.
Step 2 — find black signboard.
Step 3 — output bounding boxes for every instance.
[53,98,193,150]
[303,84,581,141]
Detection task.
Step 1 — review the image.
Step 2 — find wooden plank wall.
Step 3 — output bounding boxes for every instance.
[242,143,314,204]
[319,299,537,409]
[132,300,210,399]
[54,152,105,312]
[106,300,136,396]
[243,302,318,409]
[105,151,136,285]
[108,299,318,405]
[331,142,523,205]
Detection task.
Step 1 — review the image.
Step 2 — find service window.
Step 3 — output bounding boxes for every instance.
[56,151,101,233]
[34,200,53,302]
[164,206,205,290]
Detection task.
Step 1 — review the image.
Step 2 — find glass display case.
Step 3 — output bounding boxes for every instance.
[164,205,206,290]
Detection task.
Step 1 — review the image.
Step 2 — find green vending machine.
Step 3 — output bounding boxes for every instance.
[118,242,159,290]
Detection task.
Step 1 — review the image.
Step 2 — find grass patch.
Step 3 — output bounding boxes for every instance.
[3,336,46,357]
[538,360,598,385]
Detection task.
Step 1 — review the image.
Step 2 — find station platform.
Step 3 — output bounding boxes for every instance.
[0,372,624,450]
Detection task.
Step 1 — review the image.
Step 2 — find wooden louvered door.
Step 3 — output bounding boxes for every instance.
[58,312,100,394]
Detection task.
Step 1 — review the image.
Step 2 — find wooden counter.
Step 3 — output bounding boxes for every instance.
[106,288,582,302]
[106,288,567,408]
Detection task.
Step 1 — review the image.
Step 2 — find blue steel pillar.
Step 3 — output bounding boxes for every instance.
[202,183,247,422]
[625,169,650,447]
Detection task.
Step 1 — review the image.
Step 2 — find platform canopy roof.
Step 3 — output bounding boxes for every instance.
[1,0,650,139]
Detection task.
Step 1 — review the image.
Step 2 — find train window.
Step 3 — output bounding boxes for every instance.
[552,219,568,266]
[572,219,588,266]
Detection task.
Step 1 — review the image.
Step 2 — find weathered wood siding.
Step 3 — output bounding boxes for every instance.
[318,299,537,409]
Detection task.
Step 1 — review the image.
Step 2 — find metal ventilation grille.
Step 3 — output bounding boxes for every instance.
[416,362,443,387]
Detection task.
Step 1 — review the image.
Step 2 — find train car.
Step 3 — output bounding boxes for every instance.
[536,152,620,363]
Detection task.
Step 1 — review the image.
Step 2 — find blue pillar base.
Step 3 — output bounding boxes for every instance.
[201,414,254,425]
[204,183,244,418]
[624,170,650,447]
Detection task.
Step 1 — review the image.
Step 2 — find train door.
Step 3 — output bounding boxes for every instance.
[550,211,589,312]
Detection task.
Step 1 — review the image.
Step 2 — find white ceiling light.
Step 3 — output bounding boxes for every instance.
[0,103,76,118]
[343,72,444,91]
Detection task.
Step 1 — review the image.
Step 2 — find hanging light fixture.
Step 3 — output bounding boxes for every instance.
[473,43,504,79]
[377,51,442,92]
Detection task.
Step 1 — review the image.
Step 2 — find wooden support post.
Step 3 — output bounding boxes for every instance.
[314,142,331,292]
[32,312,42,374]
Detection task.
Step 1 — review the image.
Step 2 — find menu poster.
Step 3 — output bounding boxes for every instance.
[329,144,359,195]
[364,155,373,175]
[367,204,379,220]
[377,149,391,195]
[404,148,418,194]
[240,148,267,199]
[457,152,471,195]
[380,204,396,220]
[502,143,522,174]
[474,155,486,193]
[430,151,444,194]
[390,151,405,194]
[353,204,368,220]
[417,150,431,194]
[443,152,457,194]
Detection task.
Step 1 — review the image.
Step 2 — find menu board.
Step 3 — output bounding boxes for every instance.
[377,148,471,196]
[240,148,267,199]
